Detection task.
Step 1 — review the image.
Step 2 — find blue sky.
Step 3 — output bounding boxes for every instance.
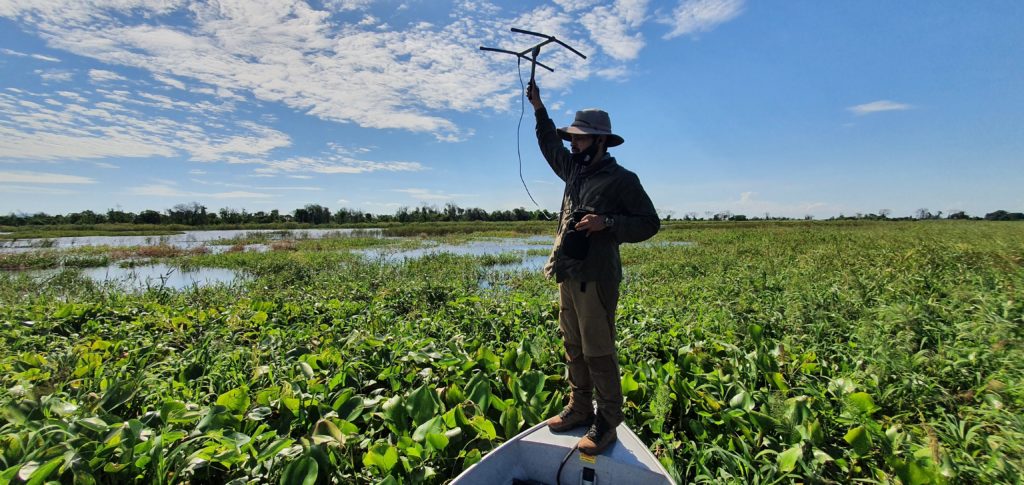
[1,0,1021,219]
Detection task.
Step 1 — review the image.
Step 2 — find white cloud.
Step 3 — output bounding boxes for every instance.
[580,1,648,61]
[323,0,373,11]
[153,73,186,90]
[32,53,61,62]
[127,183,274,199]
[0,91,279,162]
[254,155,423,175]
[0,0,612,140]
[0,48,57,61]
[0,170,96,184]
[189,169,207,175]
[94,162,119,168]
[661,0,744,39]
[0,184,78,195]
[554,0,600,12]
[394,188,476,200]
[36,69,73,82]
[847,100,913,116]
[89,69,127,82]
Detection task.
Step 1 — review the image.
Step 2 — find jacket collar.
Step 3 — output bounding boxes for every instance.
[581,153,616,176]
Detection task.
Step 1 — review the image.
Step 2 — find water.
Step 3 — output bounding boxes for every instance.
[78,263,244,291]
[0,228,382,253]
[355,235,552,264]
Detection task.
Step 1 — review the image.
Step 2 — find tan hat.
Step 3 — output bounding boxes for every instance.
[556,109,624,147]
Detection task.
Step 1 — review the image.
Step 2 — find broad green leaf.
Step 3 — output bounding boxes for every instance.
[256,438,294,462]
[280,456,318,485]
[621,372,640,397]
[769,372,789,392]
[426,432,449,451]
[216,387,250,415]
[247,406,273,421]
[382,395,408,432]
[748,324,764,343]
[465,373,491,414]
[312,419,344,445]
[413,416,444,442]
[847,392,879,416]
[77,416,108,432]
[406,384,439,426]
[363,443,398,473]
[729,391,753,411]
[470,416,497,440]
[251,311,268,325]
[778,445,802,473]
[463,449,482,468]
[499,405,523,439]
[844,426,872,456]
[299,362,315,379]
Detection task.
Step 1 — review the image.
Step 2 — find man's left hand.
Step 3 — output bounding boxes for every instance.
[574,214,609,234]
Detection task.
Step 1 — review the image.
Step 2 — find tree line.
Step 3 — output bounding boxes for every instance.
[2,203,1020,227]
[0,202,557,226]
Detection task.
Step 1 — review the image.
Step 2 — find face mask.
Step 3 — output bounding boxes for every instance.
[571,139,601,166]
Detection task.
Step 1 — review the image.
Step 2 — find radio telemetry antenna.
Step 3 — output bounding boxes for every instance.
[480,28,587,86]
[480,28,587,217]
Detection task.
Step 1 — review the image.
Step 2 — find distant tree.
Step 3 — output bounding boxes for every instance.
[135,210,162,224]
[915,208,932,220]
[985,210,1024,221]
[879,209,891,219]
[106,209,135,224]
[728,214,747,221]
[168,202,208,225]
[948,211,969,220]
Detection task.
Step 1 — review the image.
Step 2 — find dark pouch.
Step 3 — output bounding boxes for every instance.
[561,228,590,260]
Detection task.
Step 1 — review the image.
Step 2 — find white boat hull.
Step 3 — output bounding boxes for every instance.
[452,421,676,485]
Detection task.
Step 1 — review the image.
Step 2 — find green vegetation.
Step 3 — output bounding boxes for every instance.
[1,221,1022,484]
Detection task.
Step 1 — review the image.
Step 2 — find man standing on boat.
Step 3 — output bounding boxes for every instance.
[527,81,660,455]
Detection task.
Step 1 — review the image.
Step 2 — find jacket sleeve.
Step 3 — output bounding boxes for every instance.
[534,108,572,182]
[610,172,660,243]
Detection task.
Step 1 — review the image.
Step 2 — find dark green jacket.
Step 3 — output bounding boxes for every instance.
[535,108,660,283]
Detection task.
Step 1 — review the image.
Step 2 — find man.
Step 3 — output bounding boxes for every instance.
[528,81,660,455]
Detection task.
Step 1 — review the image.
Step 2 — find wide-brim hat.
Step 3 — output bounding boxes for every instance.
[556,108,624,147]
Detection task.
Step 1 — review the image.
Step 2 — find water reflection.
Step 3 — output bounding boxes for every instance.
[79,263,244,291]
[355,235,551,265]
[0,228,382,253]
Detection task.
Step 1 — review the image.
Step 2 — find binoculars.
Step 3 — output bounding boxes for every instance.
[560,210,592,260]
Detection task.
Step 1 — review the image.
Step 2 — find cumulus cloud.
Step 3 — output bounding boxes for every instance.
[0,0,630,141]
[580,0,649,61]
[661,0,744,39]
[847,100,913,115]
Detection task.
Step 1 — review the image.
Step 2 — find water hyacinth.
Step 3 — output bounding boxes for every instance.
[0,221,1022,483]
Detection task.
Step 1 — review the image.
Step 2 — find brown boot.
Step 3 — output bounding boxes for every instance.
[547,405,594,432]
[577,415,617,455]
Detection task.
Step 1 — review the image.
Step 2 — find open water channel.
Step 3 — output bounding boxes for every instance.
[3,229,691,291]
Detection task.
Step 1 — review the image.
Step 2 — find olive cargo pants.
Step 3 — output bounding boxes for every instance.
[558,279,624,427]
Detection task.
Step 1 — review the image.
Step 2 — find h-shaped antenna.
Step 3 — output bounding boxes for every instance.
[480,28,587,86]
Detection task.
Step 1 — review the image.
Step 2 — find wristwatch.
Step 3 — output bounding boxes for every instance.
[604,215,615,229]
